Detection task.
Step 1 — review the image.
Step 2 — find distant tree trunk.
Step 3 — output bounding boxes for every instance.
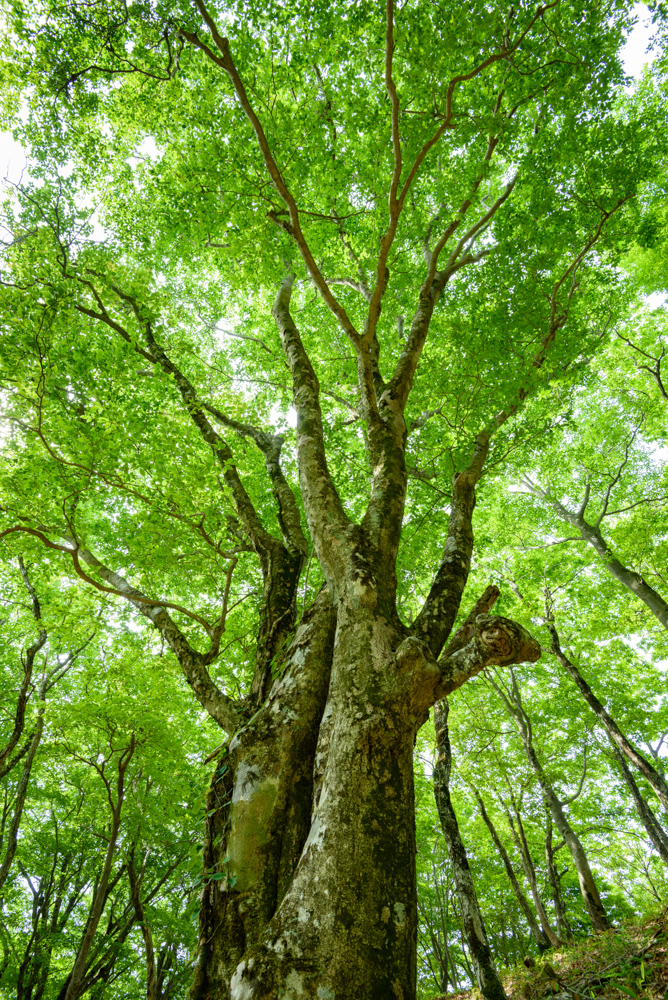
[473,787,551,952]
[0,558,47,781]
[544,811,571,941]
[128,851,158,1000]
[487,669,611,932]
[548,623,668,818]
[526,486,668,630]
[501,796,562,949]
[611,744,668,862]
[434,699,507,1000]
[0,676,47,893]
[63,735,136,1000]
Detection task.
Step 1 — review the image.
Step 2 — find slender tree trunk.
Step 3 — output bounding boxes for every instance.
[611,744,668,862]
[544,812,570,941]
[488,670,610,932]
[0,677,47,893]
[433,700,507,1000]
[529,490,668,630]
[548,623,668,817]
[63,736,135,1000]
[473,788,551,953]
[503,802,561,948]
[525,745,610,932]
[128,853,158,1000]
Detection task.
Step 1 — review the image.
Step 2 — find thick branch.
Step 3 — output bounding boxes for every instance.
[437,614,540,697]
[410,433,490,655]
[182,7,358,344]
[272,275,352,592]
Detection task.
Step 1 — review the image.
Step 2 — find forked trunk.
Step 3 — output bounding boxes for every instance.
[192,582,540,999]
[193,594,428,1000]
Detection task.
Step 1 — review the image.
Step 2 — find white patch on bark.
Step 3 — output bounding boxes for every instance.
[304,813,327,850]
[232,761,263,802]
[393,902,406,927]
[317,987,335,999]
[297,907,310,923]
[268,935,286,955]
[230,959,255,999]
[285,969,305,995]
[442,535,457,558]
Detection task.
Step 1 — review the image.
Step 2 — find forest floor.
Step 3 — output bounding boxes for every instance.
[437,908,668,1000]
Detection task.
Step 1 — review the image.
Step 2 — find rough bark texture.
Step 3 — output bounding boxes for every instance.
[434,701,507,1000]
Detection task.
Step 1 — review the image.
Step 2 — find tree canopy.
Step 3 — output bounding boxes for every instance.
[1,0,668,997]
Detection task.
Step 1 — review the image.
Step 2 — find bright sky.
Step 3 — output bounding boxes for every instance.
[0,4,658,185]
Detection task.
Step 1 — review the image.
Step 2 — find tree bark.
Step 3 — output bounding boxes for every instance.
[502,799,561,949]
[544,811,571,941]
[128,852,158,1000]
[0,676,47,893]
[473,788,551,953]
[433,700,507,1000]
[526,486,668,630]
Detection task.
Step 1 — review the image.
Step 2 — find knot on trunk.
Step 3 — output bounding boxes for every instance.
[475,614,541,664]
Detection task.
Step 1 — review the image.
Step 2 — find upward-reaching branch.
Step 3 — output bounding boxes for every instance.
[410,433,490,655]
[523,476,668,630]
[272,275,352,593]
[181,2,359,346]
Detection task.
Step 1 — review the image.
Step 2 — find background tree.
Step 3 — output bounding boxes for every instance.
[0,0,667,997]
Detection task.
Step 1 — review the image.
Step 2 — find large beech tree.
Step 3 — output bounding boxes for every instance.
[0,0,659,995]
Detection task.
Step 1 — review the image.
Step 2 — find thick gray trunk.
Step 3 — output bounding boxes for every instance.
[228,599,421,1000]
[434,702,507,1000]
[190,589,337,998]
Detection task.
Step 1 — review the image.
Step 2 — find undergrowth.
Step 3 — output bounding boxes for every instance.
[434,909,668,1000]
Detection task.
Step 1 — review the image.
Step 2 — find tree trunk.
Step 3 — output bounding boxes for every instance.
[0,677,47,893]
[433,700,507,1000]
[487,670,610,932]
[473,788,551,953]
[128,853,158,1000]
[548,624,668,817]
[544,812,570,941]
[525,745,610,932]
[191,582,539,999]
[63,736,135,1000]
[611,744,668,863]
[502,801,561,949]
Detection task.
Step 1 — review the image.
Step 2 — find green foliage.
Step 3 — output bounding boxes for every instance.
[1,0,668,995]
